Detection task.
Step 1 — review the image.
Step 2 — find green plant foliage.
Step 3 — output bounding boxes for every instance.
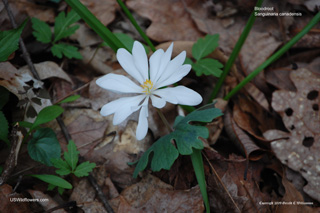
[51,140,96,177]
[51,43,82,59]
[0,111,9,145]
[64,140,79,171]
[31,10,82,59]
[31,18,52,43]
[28,128,61,166]
[57,95,81,104]
[0,166,3,174]
[0,20,27,62]
[31,105,64,130]
[54,10,80,42]
[192,58,223,77]
[133,103,223,178]
[192,34,219,61]
[31,174,72,189]
[188,34,223,78]
[51,158,71,176]
[74,161,96,177]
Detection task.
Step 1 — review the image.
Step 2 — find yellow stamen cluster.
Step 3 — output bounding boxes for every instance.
[141,79,154,94]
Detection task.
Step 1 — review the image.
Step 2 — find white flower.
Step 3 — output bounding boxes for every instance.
[96,41,202,140]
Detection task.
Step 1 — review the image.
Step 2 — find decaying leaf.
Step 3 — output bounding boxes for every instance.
[264,68,320,202]
[126,0,203,42]
[28,190,66,213]
[224,107,265,161]
[19,61,73,84]
[110,174,204,212]
[8,0,55,23]
[80,0,118,26]
[206,152,272,213]
[0,184,32,212]
[0,62,51,122]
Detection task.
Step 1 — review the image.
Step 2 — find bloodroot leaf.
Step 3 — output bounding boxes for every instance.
[28,128,61,166]
[133,103,223,178]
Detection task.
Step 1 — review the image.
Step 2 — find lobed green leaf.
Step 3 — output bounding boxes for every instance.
[51,43,82,59]
[192,34,219,61]
[64,140,79,171]
[74,161,96,177]
[192,58,223,77]
[51,158,72,176]
[31,18,52,43]
[54,10,80,42]
[133,103,223,178]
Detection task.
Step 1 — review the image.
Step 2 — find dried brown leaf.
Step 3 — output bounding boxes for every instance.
[275,177,314,213]
[8,0,55,22]
[19,61,73,83]
[0,184,32,212]
[207,153,272,213]
[111,174,204,212]
[224,107,264,161]
[263,68,320,202]
[127,0,203,42]
[265,68,296,91]
[80,0,118,26]
[28,190,66,213]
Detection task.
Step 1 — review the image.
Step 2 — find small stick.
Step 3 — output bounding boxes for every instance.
[2,0,41,81]
[0,124,23,185]
[203,153,241,213]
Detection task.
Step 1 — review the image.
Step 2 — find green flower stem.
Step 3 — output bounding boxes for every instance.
[209,0,264,101]
[224,11,320,101]
[116,0,156,53]
[64,0,126,52]
[191,149,210,213]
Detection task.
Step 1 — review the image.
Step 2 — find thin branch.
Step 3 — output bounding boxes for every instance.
[2,0,41,80]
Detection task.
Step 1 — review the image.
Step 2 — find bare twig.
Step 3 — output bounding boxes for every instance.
[0,124,23,185]
[3,1,114,212]
[202,153,241,213]
[2,0,41,80]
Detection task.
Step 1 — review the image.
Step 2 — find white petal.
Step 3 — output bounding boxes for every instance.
[151,95,166,108]
[150,49,164,82]
[155,64,191,89]
[153,86,202,106]
[132,41,148,81]
[117,48,144,84]
[155,51,186,87]
[136,105,149,140]
[96,73,142,94]
[153,43,173,83]
[100,95,144,116]
[112,95,146,125]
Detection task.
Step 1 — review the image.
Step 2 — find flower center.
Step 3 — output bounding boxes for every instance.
[141,79,154,94]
